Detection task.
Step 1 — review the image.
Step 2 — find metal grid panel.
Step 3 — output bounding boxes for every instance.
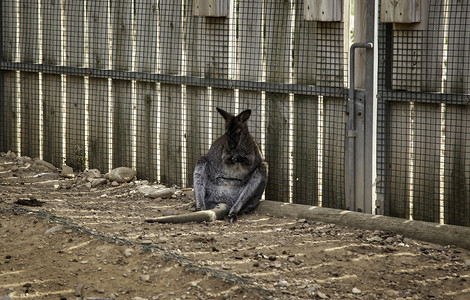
[377,0,470,226]
[1,0,348,207]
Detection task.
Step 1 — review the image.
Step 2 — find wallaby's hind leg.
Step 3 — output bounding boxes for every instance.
[193,157,209,211]
[228,161,268,219]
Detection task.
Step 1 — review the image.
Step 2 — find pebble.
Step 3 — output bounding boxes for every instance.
[91,178,108,188]
[123,248,133,258]
[111,181,119,187]
[140,274,150,282]
[61,165,75,178]
[45,225,64,235]
[352,287,361,294]
[105,167,137,183]
[10,165,19,172]
[32,159,57,172]
[317,291,328,299]
[86,169,102,178]
[278,280,288,287]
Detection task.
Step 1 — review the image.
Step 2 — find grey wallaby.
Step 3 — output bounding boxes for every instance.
[146,107,268,223]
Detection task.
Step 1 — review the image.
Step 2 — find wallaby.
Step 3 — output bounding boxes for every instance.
[146,107,268,223]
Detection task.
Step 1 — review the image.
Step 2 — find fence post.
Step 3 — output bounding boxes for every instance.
[345,0,377,214]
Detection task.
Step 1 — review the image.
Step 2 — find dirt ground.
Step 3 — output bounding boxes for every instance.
[1,152,470,300]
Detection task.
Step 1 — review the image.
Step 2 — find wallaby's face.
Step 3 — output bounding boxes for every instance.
[217,107,251,157]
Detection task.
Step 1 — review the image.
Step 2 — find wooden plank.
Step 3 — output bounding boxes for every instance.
[184,0,209,187]
[111,1,133,168]
[66,76,86,171]
[135,0,159,181]
[445,1,470,94]
[64,2,86,170]
[159,0,183,185]
[412,103,440,223]
[199,16,234,139]
[41,0,62,166]
[112,80,133,168]
[160,85,183,185]
[135,83,158,181]
[293,96,318,205]
[392,0,445,92]
[2,2,18,152]
[2,0,17,62]
[87,0,110,172]
[1,72,18,153]
[237,0,264,144]
[321,97,345,209]
[65,0,84,68]
[264,0,291,202]
[19,0,39,64]
[443,105,470,227]
[88,79,110,172]
[384,102,411,219]
[42,74,63,167]
[292,0,318,205]
[20,73,40,158]
[87,0,109,70]
[19,1,39,158]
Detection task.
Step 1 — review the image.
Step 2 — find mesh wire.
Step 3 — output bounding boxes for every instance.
[0,1,348,207]
[377,0,470,226]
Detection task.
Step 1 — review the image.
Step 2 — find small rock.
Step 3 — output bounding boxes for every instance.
[74,284,84,297]
[111,181,119,187]
[61,165,75,178]
[53,184,60,189]
[221,264,231,270]
[86,168,102,179]
[385,237,396,244]
[368,236,383,243]
[105,167,137,183]
[278,280,288,287]
[298,219,307,223]
[91,178,108,188]
[32,159,57,172]
[140,274,150,282]
[352,287,361,294]
[85,182,92,189]
[18,156,32,165]
[10,165,19,172]
[123,248,133,258]
[132,297,148,300]
[6,151,17,159]
[317,291,328,299]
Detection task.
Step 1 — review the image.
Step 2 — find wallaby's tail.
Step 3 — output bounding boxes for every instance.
[145,203,229,224]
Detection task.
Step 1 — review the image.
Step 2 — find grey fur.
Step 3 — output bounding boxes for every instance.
[146,107,267,223]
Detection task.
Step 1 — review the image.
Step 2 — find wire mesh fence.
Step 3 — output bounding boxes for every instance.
[377,0,470,226]
[0,0,349,207]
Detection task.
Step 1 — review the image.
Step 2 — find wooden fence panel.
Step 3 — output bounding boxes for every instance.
[42,0,62,167]
[87,0,110,172]
[135,0,158,181]
[2,1,18,152]
[19,1,40,158]
[321,97,345,209]
[443,3,470,226]
[264,0,291,202]
[65,2,86,170]
[384,102,411,219]
[111,0,133,168]
[159,0,183,185]
[237,0,264,147]
[412,103,440,223]
[292,0,318,205]
[444,105,470,226]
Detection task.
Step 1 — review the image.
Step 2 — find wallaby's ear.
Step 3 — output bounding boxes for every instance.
[216,107,231,121]
[237,109,251,123]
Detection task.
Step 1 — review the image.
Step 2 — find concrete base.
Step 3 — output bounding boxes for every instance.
[256,200,470,250]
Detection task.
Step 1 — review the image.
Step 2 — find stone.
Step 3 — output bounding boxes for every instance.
[10,165,19,172]
[91,178,108,188]
[32,159,57,172]
[45,225,64,235]
[137,185,176,199]
[278,280,288,287]
[61,165,75,178]
[123,248,133,258]
[86,169,102,179]
[352,287,361,294]
[140,274,150,282]
[6,151,17,159]
[111,181,119,186]
[105,167,137,183]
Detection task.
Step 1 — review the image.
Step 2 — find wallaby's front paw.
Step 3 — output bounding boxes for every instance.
[228,214,238,223]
